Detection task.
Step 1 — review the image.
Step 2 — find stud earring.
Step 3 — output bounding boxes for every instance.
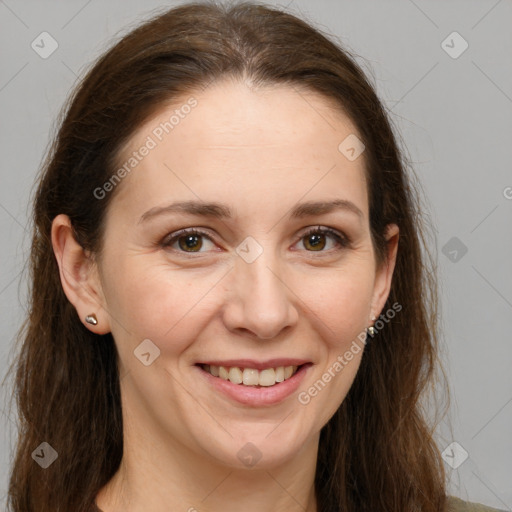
[85,314,98,326]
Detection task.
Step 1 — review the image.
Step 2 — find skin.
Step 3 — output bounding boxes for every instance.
[52,78,398,512]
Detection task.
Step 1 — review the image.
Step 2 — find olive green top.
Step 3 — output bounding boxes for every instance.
[446,495,507,511]
[91,495,506,511]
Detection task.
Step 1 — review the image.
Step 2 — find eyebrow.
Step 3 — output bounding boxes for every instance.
[138,198,364,224]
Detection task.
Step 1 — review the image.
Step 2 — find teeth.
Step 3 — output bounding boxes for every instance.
[203,364,300,386]
[258,368,276,386]
[242,368,259,386]
[228,367,243,384]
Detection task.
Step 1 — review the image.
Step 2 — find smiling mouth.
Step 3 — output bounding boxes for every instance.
[196,363,308,387]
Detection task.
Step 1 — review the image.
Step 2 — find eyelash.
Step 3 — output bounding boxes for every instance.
[160,226,351,256]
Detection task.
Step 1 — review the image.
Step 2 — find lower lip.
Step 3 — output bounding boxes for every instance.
[195,363,312,406]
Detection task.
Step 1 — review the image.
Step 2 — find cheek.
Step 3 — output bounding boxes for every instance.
[297,268,371,422]
[294,264,374,342]
[102,256,223,354]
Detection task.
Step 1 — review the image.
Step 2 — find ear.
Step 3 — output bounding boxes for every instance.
[51,214,111,334]
[370,223,399,322]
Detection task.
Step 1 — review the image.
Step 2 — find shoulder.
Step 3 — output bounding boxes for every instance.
[446,495,507,512]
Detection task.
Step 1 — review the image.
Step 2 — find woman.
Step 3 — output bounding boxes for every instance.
[6,2,504,511]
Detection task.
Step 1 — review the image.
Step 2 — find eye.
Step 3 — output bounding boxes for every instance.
[161,228,216,253]
[296,226,350,252]
[160,226,350,256]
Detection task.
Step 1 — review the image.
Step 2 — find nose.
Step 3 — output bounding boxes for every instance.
[221,250,299,340]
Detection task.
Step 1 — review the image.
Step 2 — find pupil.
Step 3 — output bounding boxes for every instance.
[307,233,325,250]
[180,235,202,251]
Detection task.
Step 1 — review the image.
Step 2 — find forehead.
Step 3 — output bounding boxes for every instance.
[109,79,368,221]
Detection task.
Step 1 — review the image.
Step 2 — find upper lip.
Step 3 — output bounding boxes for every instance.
[196,359,311,371]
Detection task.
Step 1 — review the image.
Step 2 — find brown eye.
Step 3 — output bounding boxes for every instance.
[161,226,349,257]
[299,227,349,253]
[303,232,327,251]
[161,229,215,254]
[178,234,203,252]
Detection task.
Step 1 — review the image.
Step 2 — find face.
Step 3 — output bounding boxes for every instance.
[85,79,398,469]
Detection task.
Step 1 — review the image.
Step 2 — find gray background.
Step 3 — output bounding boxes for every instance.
[1,0,511,509]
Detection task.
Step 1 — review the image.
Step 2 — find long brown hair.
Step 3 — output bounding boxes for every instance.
[6,1,450,510]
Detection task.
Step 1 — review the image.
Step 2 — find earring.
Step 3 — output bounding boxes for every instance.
[85,314,98,326]
[367,325,375,336]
